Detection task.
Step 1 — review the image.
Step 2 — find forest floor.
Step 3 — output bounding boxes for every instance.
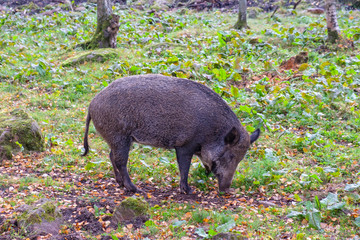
[0,152,294,239]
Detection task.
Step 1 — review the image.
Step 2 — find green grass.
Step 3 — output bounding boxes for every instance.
[0,2,360,239]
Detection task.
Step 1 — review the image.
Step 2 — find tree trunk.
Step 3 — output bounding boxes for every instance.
[85,0,120,49]
[325,0,340,43]
[234,0,248,29]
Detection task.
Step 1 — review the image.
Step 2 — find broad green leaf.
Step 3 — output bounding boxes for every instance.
[309,174,323,183]
[320,193,339,206]
[305,209,321,230]
[327,202,345,211]
[102,81,108,87]
[216,219,236,233]
[144,220,155,227]
[84,162,96,170]
[159,157,170,164]
[111,234,119,240]
[294,194,302,202]
[208,229,218,237]
[167,56,179,64]
[287,211,304,218]
[195,228,208,238]
[246,125,255,132]
[320,193,346,210]
[354,217,360,227]
[129,65,141,73]
[238,105,252,114]
[344,182,360,192]
[172,220,186,227]
[323,166,337,173]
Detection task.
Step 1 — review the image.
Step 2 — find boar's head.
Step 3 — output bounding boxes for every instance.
[200,128,260,192]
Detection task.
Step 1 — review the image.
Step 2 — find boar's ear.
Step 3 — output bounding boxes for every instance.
[250,129,260,144]
[224,127,240,145]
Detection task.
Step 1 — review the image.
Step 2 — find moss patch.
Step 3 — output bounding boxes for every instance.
[61,48,119,67]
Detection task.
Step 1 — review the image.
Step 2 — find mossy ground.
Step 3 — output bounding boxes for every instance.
[61,48,119,67]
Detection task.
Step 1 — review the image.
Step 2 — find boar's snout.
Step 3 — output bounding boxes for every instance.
[215,168,236,192]
[218,179,232,193]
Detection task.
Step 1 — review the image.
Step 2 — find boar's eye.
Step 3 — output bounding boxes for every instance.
[225,152,235,162]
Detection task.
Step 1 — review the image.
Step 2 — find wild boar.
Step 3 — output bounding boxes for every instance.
[82,74,260,194]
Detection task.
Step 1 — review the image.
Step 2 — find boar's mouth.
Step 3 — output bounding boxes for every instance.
[211,161,230,191]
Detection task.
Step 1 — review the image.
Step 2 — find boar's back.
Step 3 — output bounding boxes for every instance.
[89,74,240,148]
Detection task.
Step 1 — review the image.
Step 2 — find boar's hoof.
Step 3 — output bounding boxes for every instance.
[218,186,231,194]
[115,179,124,187]
[124,182,139,193]
[219,188,235,195]
[180,184,192,195]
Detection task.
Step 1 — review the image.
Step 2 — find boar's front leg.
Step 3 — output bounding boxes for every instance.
[111,137,138,192]
[175,145,197,194]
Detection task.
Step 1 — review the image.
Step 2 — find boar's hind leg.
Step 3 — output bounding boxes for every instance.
[175,146,196,194]
[111,138,138,192]
[109,150,124,187]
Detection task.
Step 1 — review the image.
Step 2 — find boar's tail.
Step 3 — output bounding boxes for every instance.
[82,112,91,156]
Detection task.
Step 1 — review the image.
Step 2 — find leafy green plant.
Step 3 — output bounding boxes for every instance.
[288,193,346,230]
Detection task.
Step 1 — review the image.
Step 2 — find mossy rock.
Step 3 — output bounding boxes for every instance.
[17,199,63,236]
[212,232,247,240]
[151,0,172,11]
[62,48,119,67]
[248,7,262,19]
[19,2,40,11]
[112,196,150,223]
[0,109,44,161]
